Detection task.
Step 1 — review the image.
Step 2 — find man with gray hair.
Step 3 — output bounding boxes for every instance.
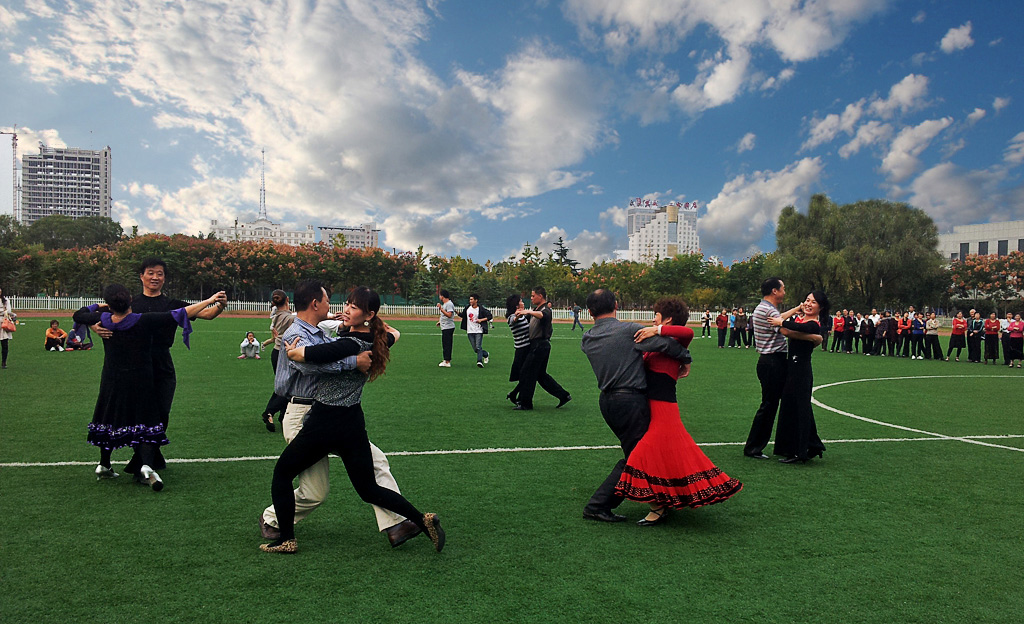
[579,288,690,522]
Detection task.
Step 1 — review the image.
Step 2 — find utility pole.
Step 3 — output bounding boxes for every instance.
[0,125,18,222]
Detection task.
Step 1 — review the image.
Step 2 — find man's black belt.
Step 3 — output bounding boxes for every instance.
[289,396,315,405]
[759,351,788,358]
[602,388,643,395]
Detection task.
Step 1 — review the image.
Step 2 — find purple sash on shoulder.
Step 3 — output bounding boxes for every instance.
[100,312,141,331]
[171,308,193,349]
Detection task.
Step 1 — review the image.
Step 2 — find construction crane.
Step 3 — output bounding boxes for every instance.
[0,125,18,222]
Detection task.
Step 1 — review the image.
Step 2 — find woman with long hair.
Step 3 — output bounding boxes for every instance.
[263,286,444,554]
[73,284,226,489]
[769,291,829,464]
[259,289,295,432]
[0,286,13,369]
[618,297,742,526]
[505,293,531,405]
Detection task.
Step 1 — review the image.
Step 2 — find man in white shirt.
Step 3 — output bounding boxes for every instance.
[459,294,494,368]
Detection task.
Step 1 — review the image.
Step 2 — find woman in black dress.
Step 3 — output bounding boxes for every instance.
[505,294,531,405]
[769,291,830,464]
[262,286,445,554]
[73,284,225,489]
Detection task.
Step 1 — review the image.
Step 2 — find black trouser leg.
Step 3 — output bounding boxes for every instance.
[821,332,829,351]
[441,328,454,361]
[99,447,113,468]
[717,328,726,347]
[744,353,787,456]
[1,338,7,365]
[517,341,563,407]
[1002,336,1012,365]
[831,332,841,351]
[863,335,873,354]
[586,392,650,513]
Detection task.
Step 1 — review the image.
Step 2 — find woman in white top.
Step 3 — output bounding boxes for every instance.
[0,286,14,369]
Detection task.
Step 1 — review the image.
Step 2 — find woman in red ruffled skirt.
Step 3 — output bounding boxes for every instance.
[615,297,742,526]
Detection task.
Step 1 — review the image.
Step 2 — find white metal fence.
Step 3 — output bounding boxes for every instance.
[6,295,656,321]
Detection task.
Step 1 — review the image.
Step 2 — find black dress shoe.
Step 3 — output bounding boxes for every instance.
[636,507,669,527]
[556,395,571,408]
[512,403,532,411]
[506,392,518,405]
[745,452,770,460]
[779,457,808,464]
[582,509,627,523]
[385,519,422,548]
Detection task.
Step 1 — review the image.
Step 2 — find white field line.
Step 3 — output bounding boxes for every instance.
[812,375,1024,453]
[4,435,1024,468]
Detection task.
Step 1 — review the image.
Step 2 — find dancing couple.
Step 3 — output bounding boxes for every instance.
[580,289,742,526]
[743,277,828,464]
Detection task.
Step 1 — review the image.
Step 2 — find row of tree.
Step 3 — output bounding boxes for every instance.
[1,197,1021,314]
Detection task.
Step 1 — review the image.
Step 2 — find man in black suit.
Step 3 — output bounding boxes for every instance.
[579,289,689,522]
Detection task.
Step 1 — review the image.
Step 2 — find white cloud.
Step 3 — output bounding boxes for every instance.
[1005,132,1024,166]
[869,74,930,118]
[760,68,795,91]
[0,5,27,34]
[907,163,1021,228]
[838,121,892,158]
[736,132,756,153]
[989,38,1003,47]
[966,108,987,124]
[698,157,824,260]
[912,11,926,24]
[802,100,864,151]
[940,22,974,54]
[522,226,616,268]
[0,125,68,159]
[993,97,1010,113]
[565,0,888,112]
[880,117,953,182]
[600,206,627,228]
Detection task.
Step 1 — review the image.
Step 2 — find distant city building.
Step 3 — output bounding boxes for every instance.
[21,145,112,225]
[626,198,700,263]
[938,220,1024,261]
[209,217,315,245]
[319,223,381,250]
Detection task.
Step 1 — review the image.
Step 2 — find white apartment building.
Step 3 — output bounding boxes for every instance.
[938,220,1024,261]
[318,223,380,250]
[627,200,700,263]
[21,146,112,225]
[209,217,315,245]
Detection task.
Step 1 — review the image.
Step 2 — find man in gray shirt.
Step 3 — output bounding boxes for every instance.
[579,289,690,522]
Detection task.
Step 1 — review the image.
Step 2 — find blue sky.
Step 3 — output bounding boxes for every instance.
[1,0,1022,265]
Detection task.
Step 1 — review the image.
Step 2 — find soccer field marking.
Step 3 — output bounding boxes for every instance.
[811,375,1024,454]
[4,434,1024,468]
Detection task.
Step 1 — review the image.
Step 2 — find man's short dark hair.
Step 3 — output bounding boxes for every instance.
[532,286,546,299]
[761,277,783,296]
[139,257,167,274]
[439,289,451,300]
[469,293,479,301]
[294,280,328,311]
[586,289,616,317]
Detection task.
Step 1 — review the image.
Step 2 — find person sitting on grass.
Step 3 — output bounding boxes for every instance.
[44,320,67,352]
[239,331,262,359]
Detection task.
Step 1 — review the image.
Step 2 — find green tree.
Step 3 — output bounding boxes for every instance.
[551,237,581,276]
[23,215,124,250]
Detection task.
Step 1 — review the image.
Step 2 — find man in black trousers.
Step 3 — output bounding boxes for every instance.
[743,278,822,459]
[511,286,571,410]
[580,289,689,522]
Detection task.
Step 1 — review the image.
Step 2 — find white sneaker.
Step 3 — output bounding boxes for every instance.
[49,347,56,351]
[483,356,489,364]
[139,465,164,491]
[477,362,483,368]
[95,464,119,480]
[58,346,64,351]
[438,361,451,368]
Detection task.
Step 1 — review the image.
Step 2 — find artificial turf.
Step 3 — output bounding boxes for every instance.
[1,316,1021,623]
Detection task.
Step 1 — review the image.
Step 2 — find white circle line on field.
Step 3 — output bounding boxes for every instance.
[811,375,1024,454]
[3,435,1024,468]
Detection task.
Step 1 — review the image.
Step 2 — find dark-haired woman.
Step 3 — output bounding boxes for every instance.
[73,285,226,489]
[769,292,828,464]
[984,313,1001,364]
[946,312,967,361]
[505,294,531,405]
[264,287,445,554]
[617,297,742,526]
[0,287,13,369]
[966,312,984,363]
[260,289,295,432]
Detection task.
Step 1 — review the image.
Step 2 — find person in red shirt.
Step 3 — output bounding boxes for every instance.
[1008,314,1024,368]
[946,311,967,361]
[896,313,912,357]
[715,310,728,348]
[984,312,1001,364]
[830,311,844,352]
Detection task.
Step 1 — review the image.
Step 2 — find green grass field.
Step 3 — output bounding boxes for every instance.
[2,316,1022,623]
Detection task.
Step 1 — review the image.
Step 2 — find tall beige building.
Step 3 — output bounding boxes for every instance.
[627,200,700,263]
[21,146,112,225]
